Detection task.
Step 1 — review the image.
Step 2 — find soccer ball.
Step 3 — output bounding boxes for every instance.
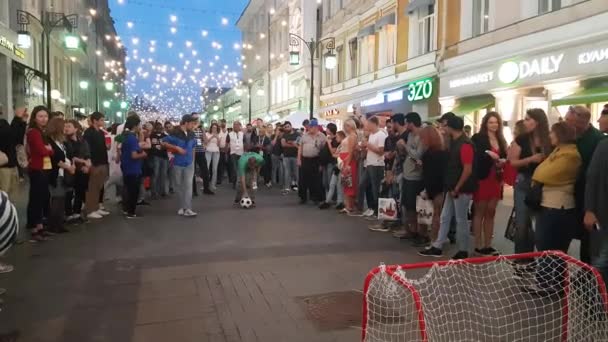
[240,197,253,209]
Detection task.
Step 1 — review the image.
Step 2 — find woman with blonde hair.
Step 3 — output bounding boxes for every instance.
[339,119,359,213]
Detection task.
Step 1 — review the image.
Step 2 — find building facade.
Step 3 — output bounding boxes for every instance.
[0,0,125,122]
[316,0,459,126]
[237,0,321,123]
[439,0,608,135]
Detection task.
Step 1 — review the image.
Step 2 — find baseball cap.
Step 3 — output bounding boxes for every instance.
[446,116,464,130]
[438,112,456,123]
[309,119,319,127]
[181,114,198,124]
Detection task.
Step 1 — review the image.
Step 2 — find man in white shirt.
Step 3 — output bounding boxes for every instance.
[227,121,244,189]
[361,116,387,217]
[217,119,229,185]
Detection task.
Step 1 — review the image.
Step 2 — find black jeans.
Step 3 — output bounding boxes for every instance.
[261,153,272,184]
[229,154,240,186]
[65,173,88,216]
[49,195,65,232]
[27,170,50,229]
[298,157,324,202]
[535,207,577,292]
[193,152,210,194]
[123,174,141,215]
[217,151,228,184]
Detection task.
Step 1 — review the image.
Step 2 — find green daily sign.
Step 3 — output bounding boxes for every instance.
[407,78,433,102]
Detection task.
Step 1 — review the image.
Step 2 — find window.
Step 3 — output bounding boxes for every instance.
[336,46,344,83]
[359,35,375,75]
[417,5,436,55]
[378,24,396,69]
[348,38,358,79]
[539,0,561,14]
[472,0,490,37]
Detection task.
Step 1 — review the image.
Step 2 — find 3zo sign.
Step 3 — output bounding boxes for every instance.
[408,78,434,102]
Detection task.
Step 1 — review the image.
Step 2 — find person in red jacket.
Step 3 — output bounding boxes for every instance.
[26,106,53,242]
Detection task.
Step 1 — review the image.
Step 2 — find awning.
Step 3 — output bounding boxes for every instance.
[375,13,396,31]
[552,87,608,106]
[357,25,375,38]
[406,0,436,15]
[452,95,495,116]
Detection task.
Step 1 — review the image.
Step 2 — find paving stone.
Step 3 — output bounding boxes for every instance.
[135,295,205,325]
[132,318,206,342]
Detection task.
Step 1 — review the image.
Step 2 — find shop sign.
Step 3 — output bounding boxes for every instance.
[324,109,340,117]
[449,72,494,89]
[407,78,434,101]
[361,94,385,107]
[578,47,608,65]
[0,35,25,59]
[498,54,564,84]
[387,90,403,102]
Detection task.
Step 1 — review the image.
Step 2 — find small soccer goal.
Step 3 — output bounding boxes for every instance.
[361,251,608,342]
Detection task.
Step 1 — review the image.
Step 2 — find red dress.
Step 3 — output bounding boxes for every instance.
[339,152,358,197]
[474,147,503,202]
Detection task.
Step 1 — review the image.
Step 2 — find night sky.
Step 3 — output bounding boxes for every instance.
[109,0,249,117]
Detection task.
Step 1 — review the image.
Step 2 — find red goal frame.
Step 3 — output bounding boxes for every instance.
[361,251,608,342]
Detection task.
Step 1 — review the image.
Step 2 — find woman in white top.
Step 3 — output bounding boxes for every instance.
[205,123,221,190]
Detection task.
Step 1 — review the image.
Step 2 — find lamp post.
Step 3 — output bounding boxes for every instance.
[288,33,336,120]
[242,79,264,124]
[17,10,79,110]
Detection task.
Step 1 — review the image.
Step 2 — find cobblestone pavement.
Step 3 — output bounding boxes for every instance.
[0,186,575,341]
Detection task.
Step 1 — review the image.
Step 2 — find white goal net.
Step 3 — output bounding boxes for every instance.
[362,251,608,342]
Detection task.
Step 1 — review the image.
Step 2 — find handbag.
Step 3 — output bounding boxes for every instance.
[504,207,517,242]
[416,191,434,226]
[378,198,398,221]
[524,182,543,211]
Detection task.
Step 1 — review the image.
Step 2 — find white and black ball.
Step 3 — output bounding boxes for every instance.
[240,197,253,209]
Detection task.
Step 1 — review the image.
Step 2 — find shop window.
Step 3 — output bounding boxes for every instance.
[539,0,561,14]
[417,5,436,56]
[472,0,490,37]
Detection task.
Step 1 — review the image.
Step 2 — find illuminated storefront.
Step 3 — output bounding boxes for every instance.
[440,37,608,133]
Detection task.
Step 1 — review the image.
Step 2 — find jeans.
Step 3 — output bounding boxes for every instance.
[173,164,195,211]
[361,166,384,215]
[27,170,50,229]
[151,156,169,197]
[261,153,272,184]
[123,174,141,215]
[432,192,473,252]
[283,157,298,189]
[514,173,535,253]
[271,155,284,187]
[591,228,608,290]
[326,171,344,205]
[535,207,577,292]
[217,151,228,184]
[230,154,241,186]
[205,151,220,189]
[323,164,334,192]
[194,152,210,193]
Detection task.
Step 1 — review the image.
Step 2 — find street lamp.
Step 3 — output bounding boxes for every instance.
[17,10,79,110]
[120,101,128,109]
[288,33,336,119]
[79,81,89,89]
[103,100,110,108]
[105,81,114,91]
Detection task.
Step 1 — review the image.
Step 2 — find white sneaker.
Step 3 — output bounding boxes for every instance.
[99,204,107,211]
[177,209,185,216]
[97,209,110,216]
[87,212,103,219]
[0,263,14,274]
[363,209,375,217]
[68,214,80,221]
[252,182,258,190]
[183,209,198,217]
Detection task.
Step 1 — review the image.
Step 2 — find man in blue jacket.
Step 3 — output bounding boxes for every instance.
[163,115,199,217]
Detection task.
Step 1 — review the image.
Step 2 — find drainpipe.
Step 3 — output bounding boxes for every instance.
[435,0,448,73]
